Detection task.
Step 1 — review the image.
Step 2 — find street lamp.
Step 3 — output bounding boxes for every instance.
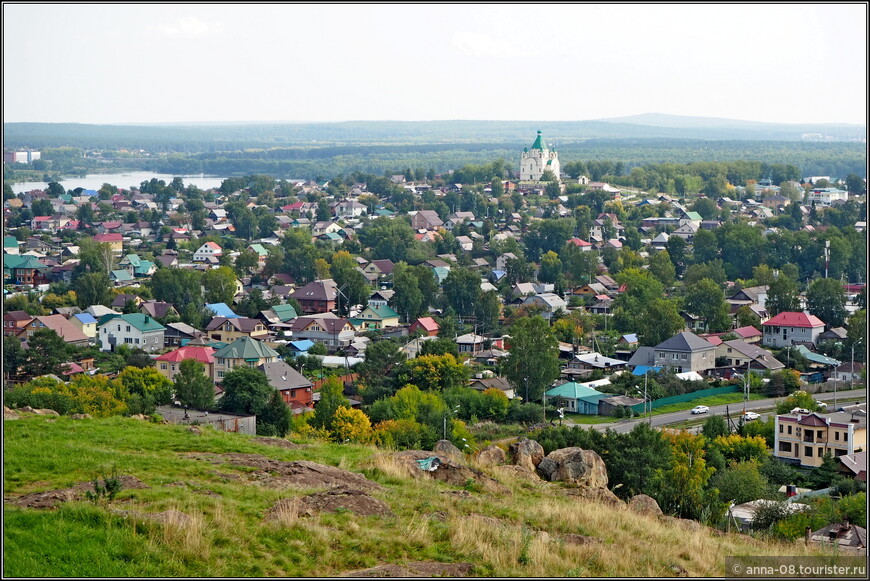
[443,404,460,439]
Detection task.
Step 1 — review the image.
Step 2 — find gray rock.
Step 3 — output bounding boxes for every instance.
[508,438,545,472]
[628,494,662,516]
[535,447,608,489]
[433,439,463,458]
[476,445,506,466]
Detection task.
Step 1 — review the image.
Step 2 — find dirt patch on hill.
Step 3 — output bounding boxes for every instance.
[267,486,393,518]
[6,475,150,510]
[251,437,307,449]
[341,561,475,577]
[184,452,382,491]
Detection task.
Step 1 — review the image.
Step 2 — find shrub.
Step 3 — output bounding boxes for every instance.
[372,418,436,450]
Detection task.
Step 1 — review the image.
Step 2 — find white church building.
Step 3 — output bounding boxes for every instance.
[520,130,561,181]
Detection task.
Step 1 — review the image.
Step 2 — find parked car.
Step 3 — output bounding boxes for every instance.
[791,407,810,414]
[815,401,828,410]
[743,411,760,421]
[691,405,710,415]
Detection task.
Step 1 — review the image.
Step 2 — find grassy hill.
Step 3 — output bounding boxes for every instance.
[3,415,839,577]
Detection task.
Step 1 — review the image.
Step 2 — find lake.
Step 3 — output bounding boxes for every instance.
[10,172,228,194]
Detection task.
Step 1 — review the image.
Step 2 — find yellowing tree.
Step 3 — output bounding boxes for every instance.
[332,406,372,444]
[651,430,717,520]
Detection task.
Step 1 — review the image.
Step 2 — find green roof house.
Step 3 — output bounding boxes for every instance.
[4,236,20,255]
[98,313,166,353]
[545,381,609,415]
[212,336,279,383]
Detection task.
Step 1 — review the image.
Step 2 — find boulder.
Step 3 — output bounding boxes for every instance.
[535,447,608,489]
[476,445,506,467]
[32,408,60,416]
[628,494,662,516]
[508,438,545,472]
[295,486,393,517]
[433,439,463,458]
[70,413,92,420]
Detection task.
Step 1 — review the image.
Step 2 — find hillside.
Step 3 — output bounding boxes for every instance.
[2,414,839,577]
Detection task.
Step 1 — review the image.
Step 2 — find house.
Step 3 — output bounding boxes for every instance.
[726,285,769,313]
[565,352,627,374]
[761,312,826,348]
[598,395,645,417]
[98,313,166,352]
[409,317,439,337]
[163,321,205,348]
[4,254,50,286]
[366,289,394,309]
[289,279,338,315]
[732,326,762,344]
[111,293,143,312]
[833,362,865,385]
[4,235,20,255]
[3,310,33,336]
[205,302,240,319]
[261,303,298,324]
[193,241,223,262]
[806,187,849,206]
[773,410,867,468]
[69,313,98,343]
[468,376,515,399]
[838,451,866,482]
[288,314,357,351]
[92,233,123,255]
[212,336,279,382]
[352,305,400,330]
[522,293,567,319]
[247,244,270,265]
[716,339,784,372]
[361,259,395,280]
[259,361,314,410]
[456,332,487,354]
[22,315,89,347]
[205,317,269,343]
[139,300,179,320]
[545,381,609,414]
[629,331,717,374]
[728,500,810,532]
[410,210,443,231]
[334,199,366,219]
[155,345,216,382]
[808,522,866,552]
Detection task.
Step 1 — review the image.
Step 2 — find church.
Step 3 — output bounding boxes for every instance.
[520,130,561,182]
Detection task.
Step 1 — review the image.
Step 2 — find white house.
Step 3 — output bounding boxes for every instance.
[193,241,223,262]
[761,312,826,348]
[98,313,166,353]
[806,188,848,206]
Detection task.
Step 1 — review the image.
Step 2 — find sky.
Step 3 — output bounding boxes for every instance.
[3,3,867,126]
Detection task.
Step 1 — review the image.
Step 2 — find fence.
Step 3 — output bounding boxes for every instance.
[629,385,740,414]
[311,373,358,391]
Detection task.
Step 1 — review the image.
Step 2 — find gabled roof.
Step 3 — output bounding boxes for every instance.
[72,313,98,325]
[362,305,399,319]
[156,345,215,364]
[99,313,166,332]
[733,326,762,338]
[269,304,298,322]
[212,336,278,360]
[259,361,312,391]
[205,316,264,333]
[546,381,607,401]
[654,331,716,352]
[410,317,439,332]
[762,312,825,328]
[290,279,337,302]
[31,315,89,343]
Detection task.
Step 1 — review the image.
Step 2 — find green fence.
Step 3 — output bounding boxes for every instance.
[629,385,739,414]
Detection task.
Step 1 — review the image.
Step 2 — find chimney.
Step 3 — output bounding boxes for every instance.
[144,315,150,323]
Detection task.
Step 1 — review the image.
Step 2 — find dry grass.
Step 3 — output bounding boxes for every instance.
[152,506,208,561]
[366,453,418,482]
[267,497,301,528]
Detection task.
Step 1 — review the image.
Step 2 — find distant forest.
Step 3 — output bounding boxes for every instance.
[3,120,866,182]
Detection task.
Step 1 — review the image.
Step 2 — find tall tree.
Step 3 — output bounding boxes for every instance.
[390,262,423,322]
[218,367,273,419]
[765,275,801,317]
[442,267,480,317]
[173,359,215,410]
[806,278,847,328]
[683,278,732,332]
[22,328,69,377]
[503,316,560,403]
[258,390,292,437]
[202,266,238,305]
[73,271,112,309]
[311,376,349,432]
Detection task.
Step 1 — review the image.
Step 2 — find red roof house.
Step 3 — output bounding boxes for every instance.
[762,312,826,348]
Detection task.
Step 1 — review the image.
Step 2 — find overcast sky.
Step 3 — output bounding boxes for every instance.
[3,3,867,126]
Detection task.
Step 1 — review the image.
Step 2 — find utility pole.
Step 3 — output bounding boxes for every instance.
[824,240,830,279]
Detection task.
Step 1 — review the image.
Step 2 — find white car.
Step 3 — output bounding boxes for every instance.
[743,411,760,421]
[691,405,710,415]
[815,401,828,410]
[791,407,810,414]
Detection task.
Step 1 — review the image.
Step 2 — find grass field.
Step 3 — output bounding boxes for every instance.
[3,415,839,577]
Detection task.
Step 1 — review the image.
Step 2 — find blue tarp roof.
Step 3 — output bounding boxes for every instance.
[632,366,663,376]
[289,339,315,352]
[205,303,240,318]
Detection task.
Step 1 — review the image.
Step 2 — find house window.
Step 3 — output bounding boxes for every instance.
[835,432,839,441]
[160,364,167,370]
[125,338,133,344]
[779,425,783,433]
[217,371,224,378]
[779,442,791,452]
[126,326,131,332]
[804,446,812,457]
[843,432,848,442]
[787,426,792,435]
[135,338,140,344]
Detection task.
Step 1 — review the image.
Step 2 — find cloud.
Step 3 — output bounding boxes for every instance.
[154,16,223,40]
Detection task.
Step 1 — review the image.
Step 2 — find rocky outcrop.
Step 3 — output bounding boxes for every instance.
[342,561,474,577]
[433,439,463,458]
[535,447,608,489]
[389,450,509,494]
[508,438,544,472]
[476,445,506,467]
[219,454,383,491]
[628,494,662,516]
[295,486,393,517]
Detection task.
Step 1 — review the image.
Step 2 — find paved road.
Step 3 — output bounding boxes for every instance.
[579,388,866,434]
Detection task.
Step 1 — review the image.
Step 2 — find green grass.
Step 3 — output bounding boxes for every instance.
[649,392,767,416]
[3,415,837,577]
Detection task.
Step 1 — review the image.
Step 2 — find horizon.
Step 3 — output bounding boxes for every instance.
[3,4,866,127]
